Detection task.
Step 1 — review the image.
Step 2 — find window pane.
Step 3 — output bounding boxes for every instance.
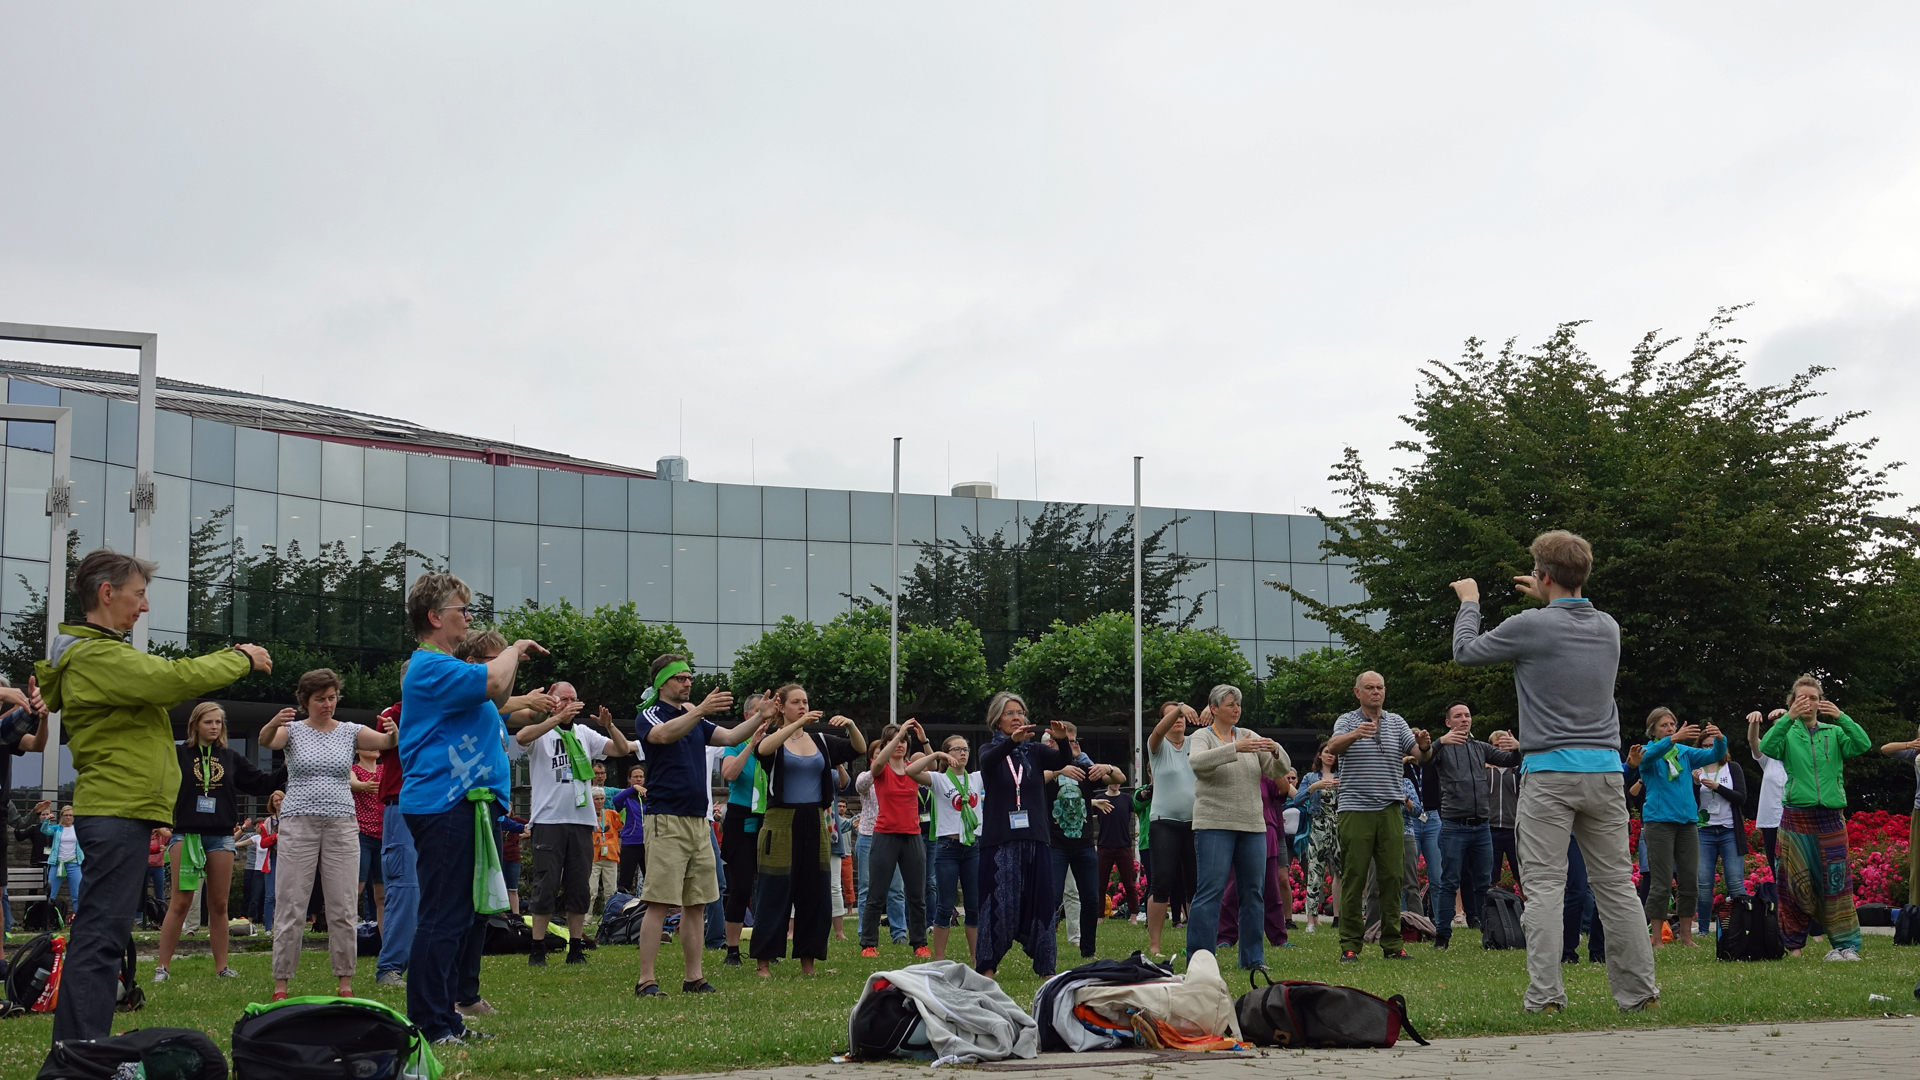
[365,449,406,510]
[850,490,891,544]
[583,529,626,606]
[1253,513,1291,562]
[234,427,279,492]
[155,410,190,477]
[629,533,672,621]
[583,475,626,531]
[1215,559,1254,638]
[106,398,137,467]
[806,541,850,622]
[279,495,321,561]
[717,624,760,672]
[1216,512,1253,560]
[1255,562,1294,641]
[538,526,582,607]
[763,538,806,622]
[365,507,406,558]
[1289,562,1330,640]
[146,575,189,635]
[716,484,761,537]
[1177,510,1215,559]
[406,512,450,585]
[151,474,189,578]
[320,442,364,504]
[681,623,718,672]
[405,455,450,514]
[278,435,321,498]
[935,496,975,544]
[977,498,1018,544]
[494,466,535,524]
[629,479,671,532]
[1289,516,1328,563]
[188,482,235,582]
[1328,562,1365,609]
[450,460,493,518]
[233,488,277,560]
[673,481,716,535]
[538,470,582,527]
[1177,559,1217,629]
[761,486,805,540]
[494,522,538,610]
[717,537,761,623]
[850,543,895,609]
[2,557,46,618]
[449,517,493,597]
[62,390,106,462]
[69,459,106,554]
[105,464,135,553]
[191,419,235,485]
[898,494,935,546]
[672,536,717,622]
[807,489,849,541]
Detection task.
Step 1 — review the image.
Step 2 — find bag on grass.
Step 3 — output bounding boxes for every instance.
[598,900,646,946]
[5,933,61,1015]
[23,901,64,933]
[357,920,383,957]
[848,981,932,1061]
[482,912,533,954]
[37,1027,225,1080]
[141,896,168,928]
[1232,973,1428,1049]
[1716,892,1785,962]
[603,890,637,921]
[1481,888,1525,950]
[1857,902,1893,928]
[1894,904,1920,946]
[232,995,440,1080]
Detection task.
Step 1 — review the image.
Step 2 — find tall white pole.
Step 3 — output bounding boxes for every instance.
[1133,456,1143,793]
[891,438,901,729]
[131,338,157,652]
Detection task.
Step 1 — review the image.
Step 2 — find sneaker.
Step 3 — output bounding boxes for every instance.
[1622,996,1660,1013]
[375,971,407,989]
[457,1027,497,1042]
[528,949,547,967]
[151,967,169,984]
[682,978,719,993]
[1433,937,1450,951]
[912,946,932,959]
[860,946,879,958]
[1529,1003,1564,1015]
[566,946,589,965]
[1304,922,1318,934]
[724,946,742,967]
[1824,947,1862,962]
[1383,950,1411,961]
[216,967,240,979]
[1133,912,1147,925]
[456,999,497,1017]
[1452,913,1468,927]
[1338,950,1360,963]
[431,1035,468,1048]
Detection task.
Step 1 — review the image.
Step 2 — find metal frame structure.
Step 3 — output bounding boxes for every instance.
[0,322,158,799]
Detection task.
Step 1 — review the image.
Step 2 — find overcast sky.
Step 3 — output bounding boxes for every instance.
[3,4,1917,517]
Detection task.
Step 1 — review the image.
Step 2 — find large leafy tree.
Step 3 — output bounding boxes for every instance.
[1001,610,1253,725]
[1261,646,1365,730]
[726,606,991,725]
[494,599,694,715]
[1282,311,1915,797]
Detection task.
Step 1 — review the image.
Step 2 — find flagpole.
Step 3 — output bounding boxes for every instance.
[891,438,901,729]
[1133,456,1143,794]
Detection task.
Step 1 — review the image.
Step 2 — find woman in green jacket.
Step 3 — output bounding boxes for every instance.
[1757,675,1872,960]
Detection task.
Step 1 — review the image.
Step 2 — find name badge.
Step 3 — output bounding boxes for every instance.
[196,796,217,814]
[1009,810,1030,830]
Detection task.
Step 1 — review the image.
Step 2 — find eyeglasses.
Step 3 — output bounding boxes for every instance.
[668,673,694,683]
[440,604,475,617]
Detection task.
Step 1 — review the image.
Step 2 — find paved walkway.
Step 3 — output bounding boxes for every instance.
[637,1017,1919,1080]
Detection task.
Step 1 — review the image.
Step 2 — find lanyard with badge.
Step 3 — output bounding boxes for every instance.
[1007,756,1030,831]
[196,744,218,814]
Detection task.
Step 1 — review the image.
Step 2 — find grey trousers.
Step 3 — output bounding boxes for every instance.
[1514,771,1658,1011]
[49,816,149,1055]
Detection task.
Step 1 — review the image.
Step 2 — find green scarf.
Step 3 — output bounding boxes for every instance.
[1661,744,1682,781]
[178,832,208,892]
[557,724,594,807]
[637,660,691,711]
[468,789,509,915]
[948,769,979,845]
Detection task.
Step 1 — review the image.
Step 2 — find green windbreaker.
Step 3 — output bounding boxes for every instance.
[1757,712,1872,810]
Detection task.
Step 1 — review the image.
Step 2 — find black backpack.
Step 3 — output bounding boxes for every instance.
[141,896,167,928]
[483,912,533,954]
[5,934,61,1014]
[357,921,383,957]
[598,900,646,946]
[1481,888,1525,950]
[23,900,65,933]
[232,996,438,1080]
[37,1027,225,1080]
[848,982,932,1061]
[1716,892,1785,962]
[1894,905,1920,946]
[1233,973,1428,1049]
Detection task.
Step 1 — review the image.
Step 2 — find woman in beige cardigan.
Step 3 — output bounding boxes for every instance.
[1184,684,1290,971]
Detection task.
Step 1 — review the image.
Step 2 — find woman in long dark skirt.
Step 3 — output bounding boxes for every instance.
[749,684,865,975]
[973,691,1073,979]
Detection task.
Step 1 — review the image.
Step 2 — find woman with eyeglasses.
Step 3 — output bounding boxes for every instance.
[927,734,983,962]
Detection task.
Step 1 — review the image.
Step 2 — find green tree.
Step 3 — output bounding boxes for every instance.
[1001,610,1253,724]
[884,502,1207,669]
[726,606,991,725]
[493,599,694,715]
[1280,310,1914,800]
[1260,646,1365,730]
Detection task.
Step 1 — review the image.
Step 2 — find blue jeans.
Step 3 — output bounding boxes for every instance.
[48,862,83,913]
[933,838,979,928]
[263,864,276,932]
[1436,820,1493,940]
[405,805,482,1042]
[145,865,168,908]
[1697,825,1746,933]
[1188,829,1266,970]
[704,827,726,949]
[377,805,418,978]
[1407,813,1443,923]
[855,832,907,942]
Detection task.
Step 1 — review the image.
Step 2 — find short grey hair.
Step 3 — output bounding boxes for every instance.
[985,691,1028,730]
[74,549,158,615]
[1208,684,1242,709]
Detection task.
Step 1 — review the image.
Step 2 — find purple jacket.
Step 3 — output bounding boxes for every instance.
[611,786,647,845]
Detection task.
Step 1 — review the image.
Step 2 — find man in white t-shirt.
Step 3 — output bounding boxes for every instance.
[1745,709,1790,874]
[510,682,634,965]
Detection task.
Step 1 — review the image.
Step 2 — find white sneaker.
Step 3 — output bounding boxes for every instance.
[1305,922,1317,934]
[1133,913,1146,925]
[1839,947,1862,961]
[1821,947,1861,961]
[151,967,169,983]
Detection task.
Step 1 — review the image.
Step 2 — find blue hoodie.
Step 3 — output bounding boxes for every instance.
[1639,734,1726,824]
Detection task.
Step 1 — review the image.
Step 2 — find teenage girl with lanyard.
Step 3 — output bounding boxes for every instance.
[973,692,1074,979]
[153,702,283,982]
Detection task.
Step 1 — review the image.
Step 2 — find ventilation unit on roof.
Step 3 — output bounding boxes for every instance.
[657,456,689,482]
[951,481,995,499]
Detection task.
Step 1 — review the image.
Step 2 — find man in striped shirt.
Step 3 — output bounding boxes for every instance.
[1329,671,1429,961]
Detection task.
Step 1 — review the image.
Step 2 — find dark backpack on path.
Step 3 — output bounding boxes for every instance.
[23,900,64,933]
[1894,905,1920,946]
[37,1027,226,1080]
[1717,892,1785,961]
[848,980,933,1061]
[1481,888,1525,950]
[231,995,440,1080]
[1234,972,1429,1049]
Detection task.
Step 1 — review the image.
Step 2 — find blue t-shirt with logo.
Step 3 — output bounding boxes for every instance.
[398,647,510,815]
[639,703,718,819]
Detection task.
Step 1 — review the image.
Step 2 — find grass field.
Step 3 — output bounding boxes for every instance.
[2,920,1916,1079]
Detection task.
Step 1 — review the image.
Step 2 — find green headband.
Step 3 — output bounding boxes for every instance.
[638,660,692,710]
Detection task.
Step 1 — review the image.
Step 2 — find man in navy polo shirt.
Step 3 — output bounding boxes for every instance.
[632,653,759,997]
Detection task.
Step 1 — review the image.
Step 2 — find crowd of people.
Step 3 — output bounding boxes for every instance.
[11,529,1918,1069]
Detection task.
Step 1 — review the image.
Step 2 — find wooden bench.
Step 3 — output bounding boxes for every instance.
[7,864,49,921]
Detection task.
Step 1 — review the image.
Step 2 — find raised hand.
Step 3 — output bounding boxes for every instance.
[1511,574,1545,601]
[1673,722,1702,744]
[1439,728,1469,746]
[1492,731,1518,752]
[1817,699,1842,718]
[522,688,557,716]
[512,639,549,658]
[1059,765,1088,782]
[1449,579,1480,603]
[1355,719,1380,739]
[1701,723,1722,743]
[26,675,44,717]
[552,698,585,724]
[235,643,272,672]
[827,715,854,730]
[696,687,735,717]
[1745,711,1763,725]
[1627,744,1645,767]
[1091,798,1114,814]
[1008,721,1038,743]
[1768,708,1787,721]
[1414,728,1433,749]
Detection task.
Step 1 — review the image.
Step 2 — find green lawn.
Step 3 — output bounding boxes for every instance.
[2,921,1915,1079]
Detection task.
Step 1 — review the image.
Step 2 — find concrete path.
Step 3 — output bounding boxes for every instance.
[639,1017,1919,1080]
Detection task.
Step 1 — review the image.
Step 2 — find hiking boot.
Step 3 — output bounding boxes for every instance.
[528,947,547,967]
[1622,996,1660,1013]
[566,944,589,965]
[1338,950,1360,963]
[1529,1003,1564,1015]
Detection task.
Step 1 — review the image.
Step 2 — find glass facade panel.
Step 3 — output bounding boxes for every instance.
[628,533,672,621]
[279,495,321,561]
[935,496,975,544]
[538,469,582,527]
[493,522,538,609]
[1178,559,1217,629]
[717,624,761,668]
[806,541,850,622]
[682,623,718,671]
[450,461,493,518]
[448,517,493,596]
[1137,506,1176,550]
[406,454,451,515]
[1215,559,1255,638]
[1255,562,1293,641]
[672,536,718,622]
[69,458,106,554]
[365,507,407,556]
[106,398,136,467]
[716,484,761,537]
[1216,511,1253,560]
[188,481,236,579]
[234,427,279,493]
[191,419,235,485]
[850,490,891,544]
[494,466,536,524]
[582,529,626,605]
[1289,516,1328,564]
[672,482,717,536]
[582,475,626,531]
[807,489,850,541]
[321,500,361,553]
[321,442,364,504]
[761,487,805,540]
[151,474,190,580]
[105,464,135,554]
[155,410,191,477]
[1177,509,1216,559]
[63,390,106,463]
[849,543,894,608]
[233,488,277,559]
[897,494,935,546]
[629,479,671,532]
[977,498,1018,543]
[717,537,761,624]
[405,512,450,583]
[278,435,322,498]
[538,526,582,607]
[364,449,407,510]
[1,558,46,618]
[1253,513,1291,562]
[1328,562,1365,609]
[147,575,188,635]
[763,539,806,621]
[1289,562,1331,640]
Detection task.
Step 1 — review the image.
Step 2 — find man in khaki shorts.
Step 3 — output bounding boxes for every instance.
[631,653,758,996]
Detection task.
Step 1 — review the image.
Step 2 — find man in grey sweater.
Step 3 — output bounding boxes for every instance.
[1451,529,1657,1015]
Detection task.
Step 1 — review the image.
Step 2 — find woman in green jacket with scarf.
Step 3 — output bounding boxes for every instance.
[1757,675,1872,960]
